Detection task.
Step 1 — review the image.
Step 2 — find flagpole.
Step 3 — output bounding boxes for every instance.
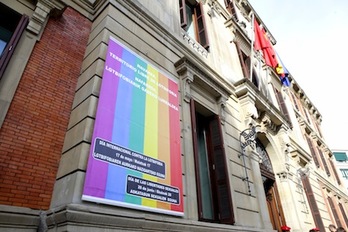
[249,13,254,81]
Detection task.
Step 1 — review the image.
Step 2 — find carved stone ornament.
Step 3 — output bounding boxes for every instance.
[28,0,66,35]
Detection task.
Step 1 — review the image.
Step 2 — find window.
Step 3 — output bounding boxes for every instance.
[272,86,292,126]
[327,197,342,228]
[329,159,341,185]
[339,203,348,226]
[340,169,348,179]
[224,0,237,20]
[305,135,320,168]
[190,99,234,224]
[317,147,330,176]
[302,107,312,125]
[235,42,260,88]
[301,175,325,231]
[0,3,29,79]
[179,0,209,49]
[290,92,299,111]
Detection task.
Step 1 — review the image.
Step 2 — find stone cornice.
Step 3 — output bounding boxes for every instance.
[175,56,235,100]
[60,0,107,19]
[234,78,291,131]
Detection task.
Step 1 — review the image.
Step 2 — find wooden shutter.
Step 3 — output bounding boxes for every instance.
[339,203,348,226]
[302,175,325,231]
[0,14,28,79]
[313,121,323,138]
[194,3,209,49]
[235,42,250,79]
[189,99,205,219]
[329,159,342,185]
[305,136,320,167]
[208,116,234,224]
[224,0,238,20]
[290,92,299,111]
[179,0,187,28]
[328,197,342,227]
[274,88,291,126]
[317,147,330,176]
[304,108,312,125]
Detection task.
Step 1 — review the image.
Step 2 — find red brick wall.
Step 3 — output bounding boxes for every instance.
[0,7,91,209]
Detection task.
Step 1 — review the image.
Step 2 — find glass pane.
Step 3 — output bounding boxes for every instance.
[0,26,12,56]
[197,117,214,219]
[185,5,195,38]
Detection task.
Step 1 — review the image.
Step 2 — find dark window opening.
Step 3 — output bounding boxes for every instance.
[190,99,234,224]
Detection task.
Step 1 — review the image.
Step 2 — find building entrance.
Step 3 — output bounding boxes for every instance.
[256,139,286,232]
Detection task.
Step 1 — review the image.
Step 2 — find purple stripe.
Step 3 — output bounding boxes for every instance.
[83,38,122,197]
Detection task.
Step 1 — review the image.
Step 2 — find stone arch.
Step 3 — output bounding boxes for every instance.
[256,131,286,176]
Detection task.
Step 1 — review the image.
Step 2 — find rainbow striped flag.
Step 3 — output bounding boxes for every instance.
[82,36,183,216]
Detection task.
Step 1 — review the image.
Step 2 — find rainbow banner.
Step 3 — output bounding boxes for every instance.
[82,36,183,216]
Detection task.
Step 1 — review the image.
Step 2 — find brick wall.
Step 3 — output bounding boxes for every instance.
[0,7,91,209]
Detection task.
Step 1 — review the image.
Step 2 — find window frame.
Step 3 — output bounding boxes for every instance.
[0,3,29,80]
[190,99,234,224]
[301,175,325,231]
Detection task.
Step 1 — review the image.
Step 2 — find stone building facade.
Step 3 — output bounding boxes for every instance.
[0,0,347,231]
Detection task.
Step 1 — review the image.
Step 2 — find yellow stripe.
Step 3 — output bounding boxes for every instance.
[142,65,158,208]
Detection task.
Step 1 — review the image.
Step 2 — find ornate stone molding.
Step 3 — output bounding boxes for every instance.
[206,0,230,20]
[27,0,66,35]
[259,112,277,133]
[277,171,293,182]
[278,126,290,155]
[175,60,194,104]
[239,94,258,126]
[217,96,228,124]
[181,30,208,58]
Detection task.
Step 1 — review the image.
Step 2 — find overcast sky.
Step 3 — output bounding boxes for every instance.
[247,0,348,150]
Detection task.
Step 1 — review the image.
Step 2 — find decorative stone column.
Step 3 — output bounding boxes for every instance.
[249,150,274,230]
[176,62,198,220]
[278,125,291,166]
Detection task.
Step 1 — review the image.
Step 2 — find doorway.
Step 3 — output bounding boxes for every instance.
[256,138,286,232]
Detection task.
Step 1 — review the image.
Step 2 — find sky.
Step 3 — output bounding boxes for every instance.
[247,0,348,150]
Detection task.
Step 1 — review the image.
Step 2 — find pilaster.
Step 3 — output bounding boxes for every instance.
[176,64,198,220]
[248,150,274,230]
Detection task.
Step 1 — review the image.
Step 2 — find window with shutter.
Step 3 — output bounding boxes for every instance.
[290,92,299,111]
[305,136,320,168]
[328,197,342,227]
[190,99,234,224]
[339,203,348,226]
[224,0,238,20]
[273,86,292,126]
[0,3,29,80]
[304,108,312,125]
[179,0,210,49]
[301,175,325,231]
[317,147,330,176]
[235,42,250,79]
[329,159,341,185]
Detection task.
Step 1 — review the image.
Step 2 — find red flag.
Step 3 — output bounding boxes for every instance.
[253,19,277,68]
